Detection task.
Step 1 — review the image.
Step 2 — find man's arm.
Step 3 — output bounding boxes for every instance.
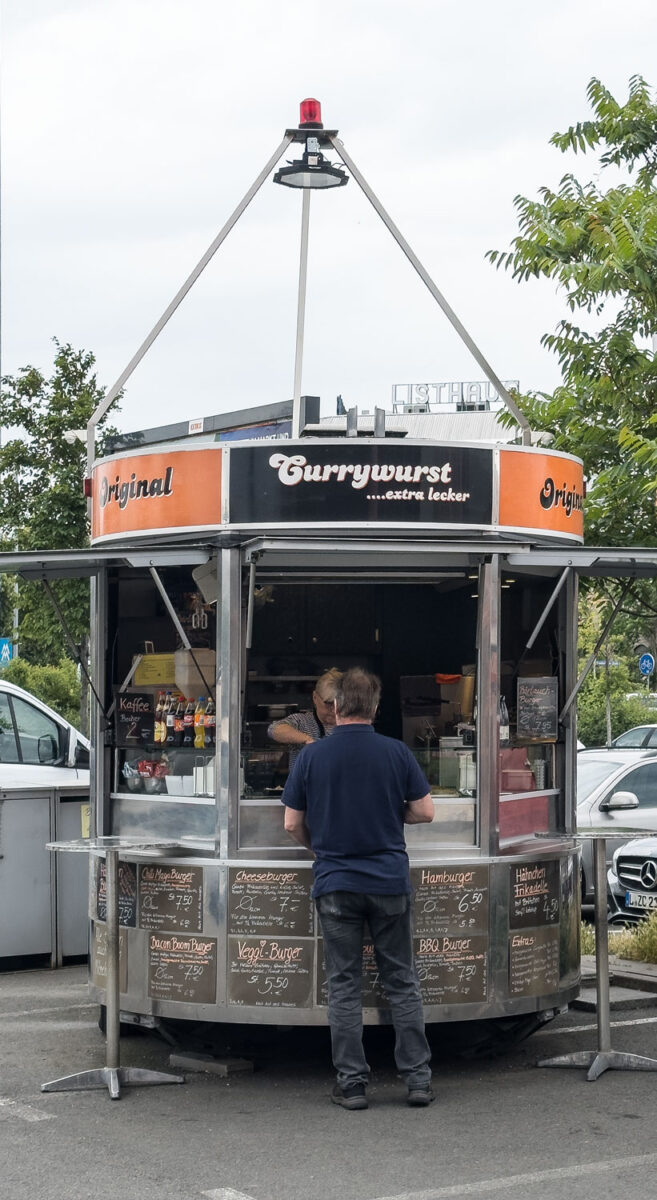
[404,793,435,824]
[284,806,314,850]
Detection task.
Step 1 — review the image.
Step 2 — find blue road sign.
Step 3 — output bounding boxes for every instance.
[0,638,13,666]
[639,653,655,677]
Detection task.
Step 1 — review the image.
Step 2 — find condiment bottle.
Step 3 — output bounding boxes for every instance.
[194,697,206,749]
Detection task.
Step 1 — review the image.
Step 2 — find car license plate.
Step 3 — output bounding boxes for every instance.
[626,890,657,910]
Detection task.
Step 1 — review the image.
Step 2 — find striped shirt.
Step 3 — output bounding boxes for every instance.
[267,710,334,768]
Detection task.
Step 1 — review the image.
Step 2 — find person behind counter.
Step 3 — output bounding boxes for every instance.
[282,666,435,1111]
[267,668,342,769]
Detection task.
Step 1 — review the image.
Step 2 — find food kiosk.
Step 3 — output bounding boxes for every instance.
[32,428,584,1039]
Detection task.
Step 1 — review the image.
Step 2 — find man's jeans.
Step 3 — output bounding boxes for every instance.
[316,890,432,1090]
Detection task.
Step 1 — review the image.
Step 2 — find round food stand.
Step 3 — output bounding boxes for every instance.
[65,431,584,1036]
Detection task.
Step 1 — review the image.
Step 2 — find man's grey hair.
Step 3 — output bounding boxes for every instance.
[335,667,381,721]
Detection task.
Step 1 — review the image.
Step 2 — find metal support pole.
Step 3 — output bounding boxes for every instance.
[559,580,633,723]
[329,135,532,445]
[593,839,611,1055]
[524,568,571,653]
[85,134,294,484]
[292,188,311,439]
[104,849,121,1079]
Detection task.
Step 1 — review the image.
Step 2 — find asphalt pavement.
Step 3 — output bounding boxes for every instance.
[2,965,657,1200]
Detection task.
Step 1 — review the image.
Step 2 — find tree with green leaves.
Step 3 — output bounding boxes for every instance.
[488,74,657,547]
[0,341,119,728]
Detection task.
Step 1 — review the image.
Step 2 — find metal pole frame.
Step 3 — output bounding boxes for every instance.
[85,134,294,485]
[328,135,532,445]
[292,189,311,439]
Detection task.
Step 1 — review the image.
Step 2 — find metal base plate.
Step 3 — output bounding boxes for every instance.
[538,1049,657,1081]
[42,1066,184,1100]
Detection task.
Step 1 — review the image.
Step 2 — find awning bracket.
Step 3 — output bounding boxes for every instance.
[559,579,633,724]
[41,580,110,723]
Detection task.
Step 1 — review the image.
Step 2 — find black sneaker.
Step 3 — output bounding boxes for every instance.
[407,1084,435,1107]
[331,1083,368,1110]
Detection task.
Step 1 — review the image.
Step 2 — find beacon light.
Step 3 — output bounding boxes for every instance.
[83,477,93,499]
[299,98,323,128]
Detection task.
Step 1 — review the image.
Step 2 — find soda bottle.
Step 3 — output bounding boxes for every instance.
[499,695,510,746]
[182,698,196,746]
[194,697,206,749]
[174,696,186,746]
[154,691,165,744]
[204,697,216,748]
[165,691,176,745]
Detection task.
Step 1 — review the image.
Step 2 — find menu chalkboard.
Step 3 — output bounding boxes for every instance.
[414,933,488,1004]
[228,868,313,937]
[227,937,314,1008]
[509,860,560,929]
[95,860,137,928]
[148,933,217,1004]
[411,865,489,936]
[138,864,203,932]
[114,690,154,746]
[516,677,558,741]
[91,922,128,992]
[317,940,388,1008]
[509,926,560,997]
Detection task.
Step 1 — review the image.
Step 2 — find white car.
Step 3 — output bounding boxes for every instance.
[0,680,89,789]
[577,748,657,903]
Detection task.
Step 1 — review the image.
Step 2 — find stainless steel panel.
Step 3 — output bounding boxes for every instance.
[0,793,53,957]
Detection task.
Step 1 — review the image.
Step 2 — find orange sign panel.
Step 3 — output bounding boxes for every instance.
[91,448,223,541]
[498,450,584,539]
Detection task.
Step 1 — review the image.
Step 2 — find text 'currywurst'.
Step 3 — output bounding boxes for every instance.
[268,453,453,490]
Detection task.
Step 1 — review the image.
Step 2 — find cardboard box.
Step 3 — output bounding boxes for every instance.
[174,649,216,697]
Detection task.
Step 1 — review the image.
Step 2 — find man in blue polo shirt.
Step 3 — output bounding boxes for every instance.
[282,666,435,1111]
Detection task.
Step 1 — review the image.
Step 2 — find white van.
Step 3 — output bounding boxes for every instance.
[0,680,90,789]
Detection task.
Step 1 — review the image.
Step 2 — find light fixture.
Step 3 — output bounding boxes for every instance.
[273,99,348,190]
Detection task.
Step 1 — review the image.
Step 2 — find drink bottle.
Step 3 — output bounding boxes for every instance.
[182,698,196,746]
[154,691,165,744]
[204,697,216,748]
[174,696,186,746]
[499,695,510,746]
[165,691,176,745]
[194,697,207,749]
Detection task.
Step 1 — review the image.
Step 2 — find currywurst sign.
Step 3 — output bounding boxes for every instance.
[229,444,493,526]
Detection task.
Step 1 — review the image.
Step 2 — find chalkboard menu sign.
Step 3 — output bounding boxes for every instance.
[317,940,388,1008]
[509,860,560,929]
[411,865,489,936]
[509,926,560,997]
[91,923,128,992]
[516,677,558,742]
[114,690,154,746]
[148,933,217,1004]
[227,937,314,1008]
[414,933,488,1004]
[228,868,313,937]
[138,864,203,933]
[95,860,137,928]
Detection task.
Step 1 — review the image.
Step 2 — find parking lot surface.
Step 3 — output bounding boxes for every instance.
[2,965,657,1200]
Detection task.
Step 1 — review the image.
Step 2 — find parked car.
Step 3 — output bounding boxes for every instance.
[577,748,657,903]
[0,680,89,788]
[609,725,657,749]
[608,835,657,925]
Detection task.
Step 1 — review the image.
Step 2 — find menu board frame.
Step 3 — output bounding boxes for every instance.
[516,676,559,742]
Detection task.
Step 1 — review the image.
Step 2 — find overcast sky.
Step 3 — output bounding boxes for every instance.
[3,0,657,435]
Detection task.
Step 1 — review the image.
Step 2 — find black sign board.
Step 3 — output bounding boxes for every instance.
[228,868,313,937]
[114,690,154,746]
[148,933,217,1004]
[138,864,203,933]
[509,860,560,929]
[91,923,128,992]
[411,865,489,936]
[516,677,559,742]
[509,926,560,997]
[227,936,314,1008]
[95,860,137,928]
[414,933,488,1005]
[316,939,389,1008]
[229,444,493,527]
